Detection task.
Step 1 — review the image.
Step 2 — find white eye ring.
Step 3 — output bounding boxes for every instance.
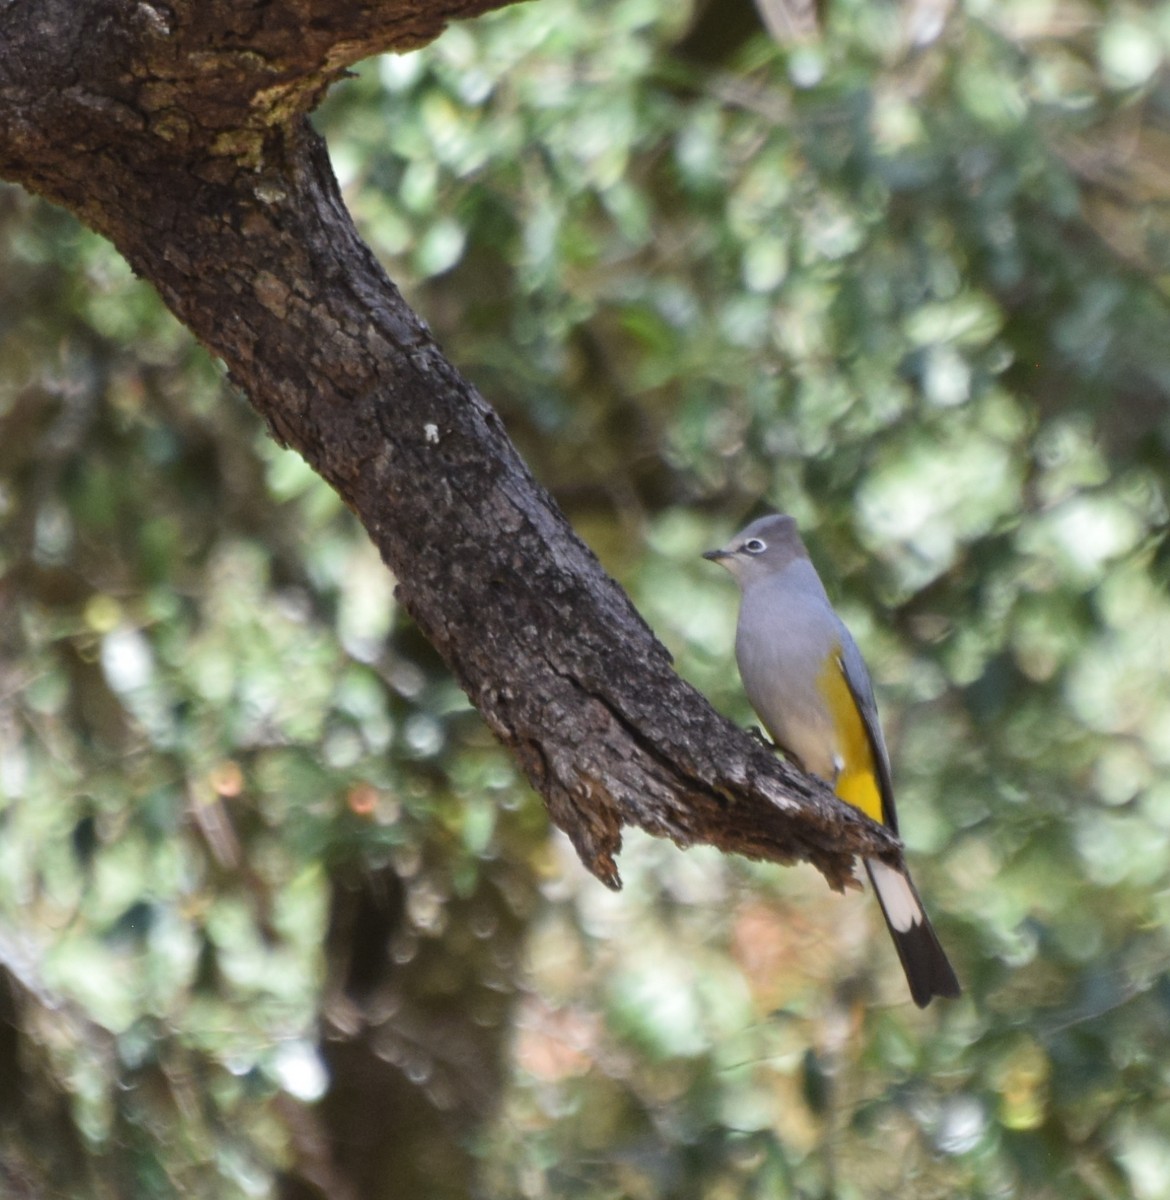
[743,538,767,554]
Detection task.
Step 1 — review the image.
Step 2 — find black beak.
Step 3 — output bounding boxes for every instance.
[702,548,730,562]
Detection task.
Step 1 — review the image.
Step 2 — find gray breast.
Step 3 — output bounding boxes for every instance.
[734,568,843,781]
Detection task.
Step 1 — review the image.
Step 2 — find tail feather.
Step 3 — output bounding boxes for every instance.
[865,859,961,1008]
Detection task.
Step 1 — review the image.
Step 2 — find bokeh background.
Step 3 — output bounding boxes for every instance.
[3,0,1170,1195]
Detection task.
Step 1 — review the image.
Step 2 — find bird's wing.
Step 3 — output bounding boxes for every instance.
[836,629,899,834]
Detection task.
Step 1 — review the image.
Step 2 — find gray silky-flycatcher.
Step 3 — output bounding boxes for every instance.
[705,513,960,1007]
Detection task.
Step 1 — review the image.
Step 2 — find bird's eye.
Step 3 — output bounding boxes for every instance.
[743,538,767,554]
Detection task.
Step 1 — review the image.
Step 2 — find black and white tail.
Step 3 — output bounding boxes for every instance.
[866,859,961,1008]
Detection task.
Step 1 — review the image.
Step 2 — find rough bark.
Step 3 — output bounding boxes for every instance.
[0,0,901,892]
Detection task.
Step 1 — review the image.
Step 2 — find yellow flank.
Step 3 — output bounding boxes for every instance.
[816,649,886,826]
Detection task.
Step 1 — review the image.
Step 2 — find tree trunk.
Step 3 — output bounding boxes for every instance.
[0,0,899,894]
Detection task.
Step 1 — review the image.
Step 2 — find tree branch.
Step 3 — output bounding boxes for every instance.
[0,0,901,892]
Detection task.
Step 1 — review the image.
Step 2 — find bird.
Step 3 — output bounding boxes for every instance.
[704,513,960,1007]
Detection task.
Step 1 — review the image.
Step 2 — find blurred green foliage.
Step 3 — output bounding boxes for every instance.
[4,0,1170,1195]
